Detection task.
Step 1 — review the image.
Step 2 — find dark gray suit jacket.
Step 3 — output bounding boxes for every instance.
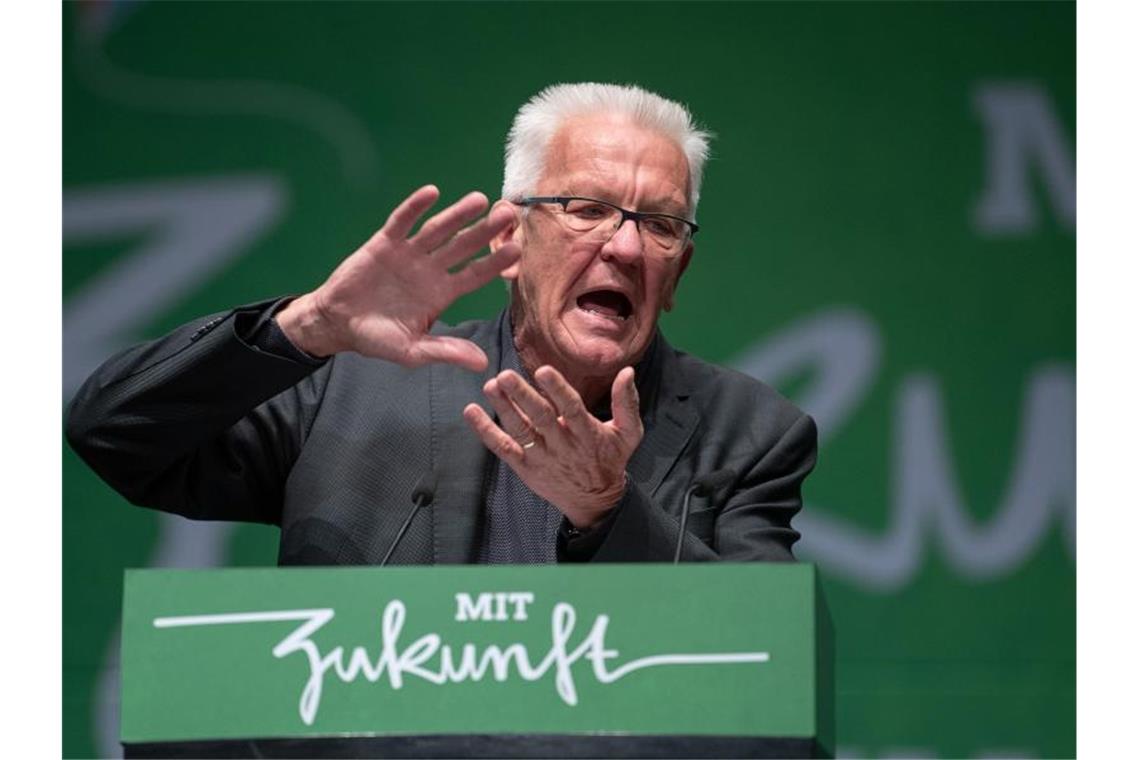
[66,301,817,564]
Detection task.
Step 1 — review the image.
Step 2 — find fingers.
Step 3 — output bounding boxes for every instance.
[409,191,489,251]
[381,185,441,241]
[449,242,522,297]
[433,204,517,269]
[463,403,524,463]
[407,336,488,373]
[534,366,593,437]
[610,367,643,447]
[482,377,535,441]
[497,371,561,436]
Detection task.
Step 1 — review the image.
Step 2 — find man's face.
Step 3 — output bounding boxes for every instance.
[498,113,694,382]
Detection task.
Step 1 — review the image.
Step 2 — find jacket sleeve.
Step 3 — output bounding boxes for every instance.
[64,300,331,525]
[586,413,818,563]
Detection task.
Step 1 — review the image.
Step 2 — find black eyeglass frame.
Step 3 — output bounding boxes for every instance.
[514,195,700,240]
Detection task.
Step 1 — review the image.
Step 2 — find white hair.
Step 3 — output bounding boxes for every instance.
[502,82,712,218]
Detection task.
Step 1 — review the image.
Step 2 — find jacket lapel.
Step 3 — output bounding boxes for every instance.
[429,318,500,564]
[627,334,699,497]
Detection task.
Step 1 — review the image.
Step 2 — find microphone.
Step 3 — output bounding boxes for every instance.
[380,470,438,566]
[673,468,737,564]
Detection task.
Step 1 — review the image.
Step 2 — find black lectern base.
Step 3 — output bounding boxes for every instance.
[124,734,828,759]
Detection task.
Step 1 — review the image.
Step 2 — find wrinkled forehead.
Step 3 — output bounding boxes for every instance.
[539,113,691,212]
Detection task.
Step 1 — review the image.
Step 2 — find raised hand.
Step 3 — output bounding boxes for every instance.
[277,185,521,372]
[462,365,644,529]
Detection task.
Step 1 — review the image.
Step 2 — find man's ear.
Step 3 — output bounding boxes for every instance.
[489,199,523,280]
[663,243,694,312]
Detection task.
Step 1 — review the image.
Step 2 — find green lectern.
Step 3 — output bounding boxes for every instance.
[120,563,833,758]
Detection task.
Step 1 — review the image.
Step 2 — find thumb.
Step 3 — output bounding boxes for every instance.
[610,367,643,446]
[408,336,489,372]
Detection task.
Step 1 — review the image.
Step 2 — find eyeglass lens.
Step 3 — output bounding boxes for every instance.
[559,199,688,253]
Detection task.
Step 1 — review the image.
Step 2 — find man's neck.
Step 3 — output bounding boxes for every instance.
[508,306,615,413]
[517,343,614,413]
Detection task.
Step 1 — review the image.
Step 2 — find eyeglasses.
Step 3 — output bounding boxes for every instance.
[514,196,698,258]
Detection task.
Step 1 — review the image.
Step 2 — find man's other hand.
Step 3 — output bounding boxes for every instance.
[463,366,643,529]
[276,185,521,372]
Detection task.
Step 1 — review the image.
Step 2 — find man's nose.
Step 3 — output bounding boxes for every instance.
[600,218,644,264]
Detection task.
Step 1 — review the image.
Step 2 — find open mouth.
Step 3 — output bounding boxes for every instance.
[576,289,633,321]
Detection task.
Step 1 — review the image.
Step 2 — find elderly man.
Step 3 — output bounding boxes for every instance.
[67,83,817,565]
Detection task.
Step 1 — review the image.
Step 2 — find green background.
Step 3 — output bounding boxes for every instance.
[63,2,1074,758]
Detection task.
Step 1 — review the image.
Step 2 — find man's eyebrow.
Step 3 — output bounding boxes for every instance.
[642,199,689,216]
[634,199,691,218]
[561,183,605,200]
